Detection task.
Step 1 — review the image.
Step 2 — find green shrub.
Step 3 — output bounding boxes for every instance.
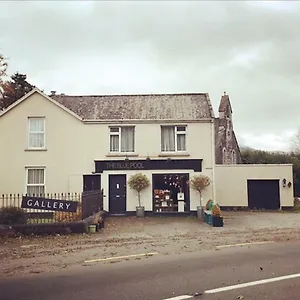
[0,206,27,225]
[128,173,150,207]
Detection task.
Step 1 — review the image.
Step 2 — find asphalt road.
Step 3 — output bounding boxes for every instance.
[2,241,300,300]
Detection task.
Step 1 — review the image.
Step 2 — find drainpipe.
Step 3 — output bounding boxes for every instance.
[211,118,216,204]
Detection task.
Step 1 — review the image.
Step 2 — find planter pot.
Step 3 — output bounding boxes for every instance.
[197,206,204,220]
[88,225,96,233]
[208,214,212,225]
[136,206,145,217]
[204,212,208,223]
[212,216,223,227]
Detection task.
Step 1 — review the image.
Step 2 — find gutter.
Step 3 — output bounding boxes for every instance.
[211,118,216,204]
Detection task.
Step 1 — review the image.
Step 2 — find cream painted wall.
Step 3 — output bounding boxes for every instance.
[0,92,214,207]
[215,164,294,207]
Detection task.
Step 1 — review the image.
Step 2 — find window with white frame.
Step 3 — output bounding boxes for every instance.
[28,117,45,149]
[161,125,187,152]
[109,126,135,152]
[26,168,45,196]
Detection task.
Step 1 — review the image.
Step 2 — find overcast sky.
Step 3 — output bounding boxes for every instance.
[1,1,299,151]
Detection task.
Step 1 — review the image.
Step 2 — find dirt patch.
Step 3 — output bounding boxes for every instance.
[1,212,300,278]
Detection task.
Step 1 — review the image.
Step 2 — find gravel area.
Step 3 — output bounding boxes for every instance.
[1,211,300,278]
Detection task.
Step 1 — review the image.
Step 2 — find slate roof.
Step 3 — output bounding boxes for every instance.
[50,93,214,121]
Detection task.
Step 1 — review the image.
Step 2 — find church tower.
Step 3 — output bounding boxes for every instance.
[215,92,242,164]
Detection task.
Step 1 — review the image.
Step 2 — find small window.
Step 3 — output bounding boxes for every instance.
[232,150,236,164]
[161,125,187,152]
[227,129,231,138]
[28,117,45,149]
[222,148,227,164]
[26,168,45,196]
[109,126,135,152]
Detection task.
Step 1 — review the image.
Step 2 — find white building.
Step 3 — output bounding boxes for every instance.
[0,88,293,214]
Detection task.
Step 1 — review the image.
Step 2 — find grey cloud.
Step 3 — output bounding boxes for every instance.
[1,1,300,150]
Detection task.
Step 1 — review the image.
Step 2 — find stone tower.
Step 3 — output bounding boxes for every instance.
[215,92,242,164]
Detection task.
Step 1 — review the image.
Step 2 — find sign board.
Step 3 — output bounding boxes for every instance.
[95,159,202,173]
[21,196,78,212]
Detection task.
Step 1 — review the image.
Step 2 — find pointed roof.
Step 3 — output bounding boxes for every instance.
[0,88,82,121]
[218,92,233,114]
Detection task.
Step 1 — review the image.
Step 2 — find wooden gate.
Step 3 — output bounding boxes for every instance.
[81,189,104,219]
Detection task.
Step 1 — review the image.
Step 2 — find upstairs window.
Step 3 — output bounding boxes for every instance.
[28,117,45,149]
[161,125,187,152]
[26,168,45,196]
[110,126,135,152]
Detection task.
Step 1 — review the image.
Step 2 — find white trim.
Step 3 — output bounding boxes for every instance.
[27,117,46,150]
[211,119,216,203]
[161,125,187,153]
[109,125,135,153]
[84,118,213,124]
[0,88,83,121]
[25,167,46,195]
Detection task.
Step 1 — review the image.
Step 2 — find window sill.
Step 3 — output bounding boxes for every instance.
[158,152,190,157]
[25,148,47,152]
[106,153,139,157]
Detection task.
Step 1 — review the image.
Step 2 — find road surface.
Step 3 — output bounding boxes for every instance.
[1,240,300,300]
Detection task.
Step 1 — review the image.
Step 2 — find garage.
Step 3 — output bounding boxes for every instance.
[247,179,280,210]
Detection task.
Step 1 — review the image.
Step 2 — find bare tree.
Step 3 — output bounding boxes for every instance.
[0,53,8,99]
[290,128,300,154]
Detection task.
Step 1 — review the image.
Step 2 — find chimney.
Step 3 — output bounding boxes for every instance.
[50,91,56,95]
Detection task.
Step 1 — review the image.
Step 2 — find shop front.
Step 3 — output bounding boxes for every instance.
[94,158,202,215]
[153,173,190,213]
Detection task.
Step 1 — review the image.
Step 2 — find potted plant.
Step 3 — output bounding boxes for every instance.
[128,173,150,217]
[190,175,211,220]
[212,204,223,227]
[204,199,213,223]
[205,199,213,210]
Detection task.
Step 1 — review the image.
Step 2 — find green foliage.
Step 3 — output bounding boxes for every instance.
[190,175,211,209]
[128,173,150,192]
[241,148,300,196]
[190,175,211,194]
[0,72,34,110]
[128,173,150,206]
[0,206,27,225]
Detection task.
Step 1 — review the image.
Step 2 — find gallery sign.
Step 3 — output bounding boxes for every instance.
[95,159,202,173]
[21,196,78,212]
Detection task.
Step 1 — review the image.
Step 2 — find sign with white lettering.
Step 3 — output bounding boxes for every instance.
[21,196,78,212]
[105,162,144,170]
[95,159,203,173]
